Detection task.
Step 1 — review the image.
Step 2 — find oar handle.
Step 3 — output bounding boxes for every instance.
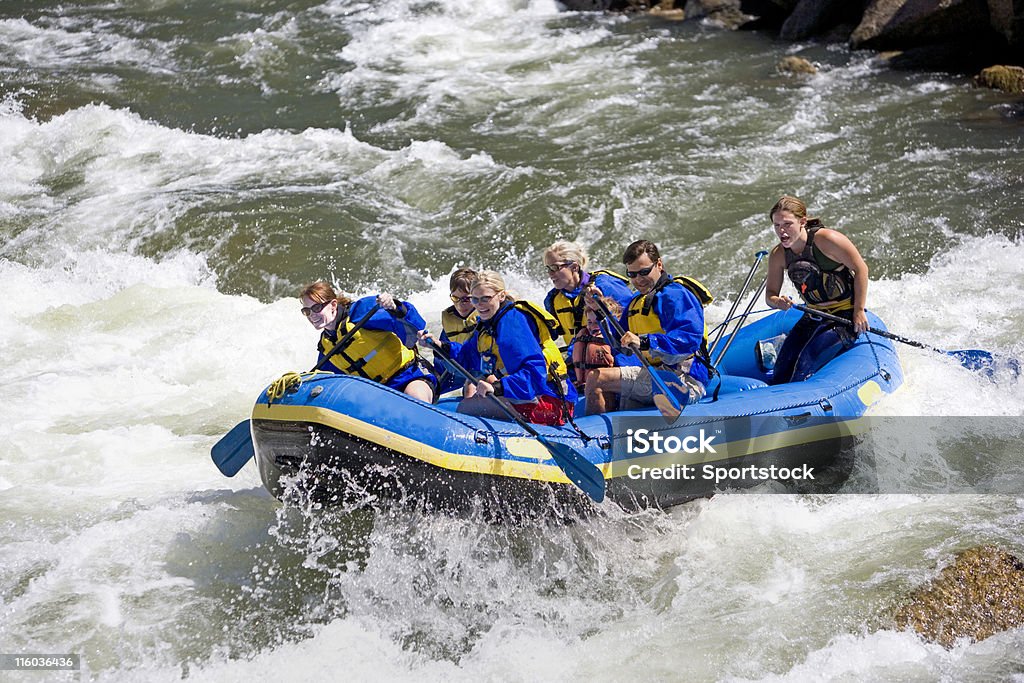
[592,295,627,338]
[311,302,384,372]
[792,304,928,350]
[708,249,769,355]
[711,277,767,368]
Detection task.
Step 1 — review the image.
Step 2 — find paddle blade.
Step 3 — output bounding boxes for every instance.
[540,437,606,503]
[948,349,1021,379]
[211,420,255,477]
[650,369,688,423]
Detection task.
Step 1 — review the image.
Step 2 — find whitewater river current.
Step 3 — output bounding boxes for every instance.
[2,0,1024,680]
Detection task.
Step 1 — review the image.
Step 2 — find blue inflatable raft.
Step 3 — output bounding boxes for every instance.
[250,308,903,516]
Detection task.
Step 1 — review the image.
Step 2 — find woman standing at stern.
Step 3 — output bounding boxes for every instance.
[765,196,870,384]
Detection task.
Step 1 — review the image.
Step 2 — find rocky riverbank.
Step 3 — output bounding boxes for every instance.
[560,0,1024,89]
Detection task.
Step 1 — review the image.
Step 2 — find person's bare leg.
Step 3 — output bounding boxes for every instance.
[585,367,622,415]
[404,378,434,403]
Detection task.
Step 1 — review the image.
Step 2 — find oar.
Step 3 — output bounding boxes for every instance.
[708,250,768,356]
[792,304,1018,376]
[210,302,382,477]
[424,337,605,503]
[591,296,687,423]
[711,276,767,368]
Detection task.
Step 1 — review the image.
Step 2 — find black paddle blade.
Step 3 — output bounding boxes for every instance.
[211,420,255,477]
[541,438,606,503]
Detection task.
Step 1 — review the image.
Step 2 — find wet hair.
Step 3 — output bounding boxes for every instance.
[622,240,660,265]
[448,267,477,294]
[544,240,588,271]
[769,195,808,222]
[299,280,352,307]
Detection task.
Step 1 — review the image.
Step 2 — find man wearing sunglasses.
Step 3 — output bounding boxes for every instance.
[299,281,436,402]
[585,240,709,414]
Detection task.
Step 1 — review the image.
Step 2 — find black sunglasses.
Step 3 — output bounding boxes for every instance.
[626,264,656,278]
[544,262,574,273]
[301,300,333,317]
[450,294,472,304]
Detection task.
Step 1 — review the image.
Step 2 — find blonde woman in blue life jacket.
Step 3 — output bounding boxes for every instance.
[300,280,435,403]
[765,195,869,385]
[420,271,577,427]
[586,240,710,415]
[542,240,634,348]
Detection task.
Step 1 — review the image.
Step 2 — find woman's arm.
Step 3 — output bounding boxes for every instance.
[764,245,792,310]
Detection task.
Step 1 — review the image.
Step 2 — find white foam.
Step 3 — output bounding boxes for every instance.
[0,17,172,71]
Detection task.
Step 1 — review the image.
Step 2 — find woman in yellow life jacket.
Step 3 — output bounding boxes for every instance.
[433,267,478,394]
[424,271,576,426]
[300,281,435,402]
[765,195,870,384]
[542,240,634,347]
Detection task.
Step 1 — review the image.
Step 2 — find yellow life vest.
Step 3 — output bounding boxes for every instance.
[477,301,570,386]
[440,305,478,344]
[319,320,415,383]
[626,275,713,368]
[549,269,630,345]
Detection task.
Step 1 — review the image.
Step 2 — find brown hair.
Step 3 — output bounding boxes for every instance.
[299,280,352,307]
[448,267,477,294]
[599,296,623,318]
[622,240,660,265]
[585,293,621,314]
[769,195,808,222]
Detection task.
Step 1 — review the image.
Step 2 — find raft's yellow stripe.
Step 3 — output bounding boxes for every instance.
[251,403,870,484]
[252,403,577,483]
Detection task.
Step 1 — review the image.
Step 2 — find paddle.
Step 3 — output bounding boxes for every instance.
[423,337,605,503]
[792,304,1018,376]
[708,250,768,357]
[210,302,383,477]
[591,296,687,422]
[711,276,767,368]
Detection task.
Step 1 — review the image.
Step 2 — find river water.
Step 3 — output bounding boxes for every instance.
[2,0,1024,680]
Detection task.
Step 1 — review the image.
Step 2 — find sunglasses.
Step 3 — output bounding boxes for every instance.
[544,262,574,273]
[626,264,656,279]
[450,294,472,304]
[470,294,500,305]
[301,300,333,317]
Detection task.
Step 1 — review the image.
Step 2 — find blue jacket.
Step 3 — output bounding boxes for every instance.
[620,275,709,386]
[317,295,427,376]
[451,303,578,405]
